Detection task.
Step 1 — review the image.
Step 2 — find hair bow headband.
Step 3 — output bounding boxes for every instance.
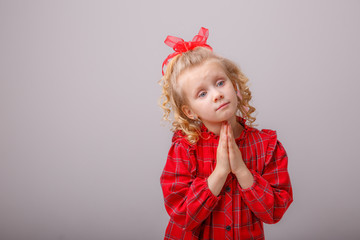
[162,27,213,75]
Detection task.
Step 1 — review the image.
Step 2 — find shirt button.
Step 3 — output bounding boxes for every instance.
[226,225,231,231]
[225,186,231,192]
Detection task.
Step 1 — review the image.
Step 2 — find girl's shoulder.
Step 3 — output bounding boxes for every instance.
[238,116,277,143]
[258,128,277,140]
[167,131,197,160]
[245,126,286,158]
[171,130,195,149]
[246,125,279,147]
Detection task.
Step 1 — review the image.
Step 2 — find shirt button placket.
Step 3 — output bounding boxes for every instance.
[224,181,233,239]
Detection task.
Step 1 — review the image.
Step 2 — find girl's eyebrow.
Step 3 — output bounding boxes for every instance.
[206,70,226,81]
[192,72,226,96]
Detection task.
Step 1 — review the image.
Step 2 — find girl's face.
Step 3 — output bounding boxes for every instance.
[178,59,238,128]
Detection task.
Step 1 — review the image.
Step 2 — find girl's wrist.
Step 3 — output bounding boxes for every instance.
[234,168,254,189]
[208,167,229,196]
[233,167,250,179]
[213,166,230,179]
[232,161,248,176]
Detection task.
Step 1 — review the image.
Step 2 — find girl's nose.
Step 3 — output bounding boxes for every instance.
[214,92,224,102]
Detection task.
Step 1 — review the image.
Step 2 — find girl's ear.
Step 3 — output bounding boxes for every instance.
[235,84,242,100]
[236,89,242,99]
[181,105,196,120]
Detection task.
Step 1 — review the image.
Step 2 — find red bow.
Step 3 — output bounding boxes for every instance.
[162,27,213,75]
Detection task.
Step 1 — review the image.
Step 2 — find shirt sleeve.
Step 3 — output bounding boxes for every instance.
[239,130,293,224]
[160,140,221,231]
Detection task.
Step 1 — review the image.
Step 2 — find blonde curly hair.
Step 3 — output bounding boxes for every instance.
[158,47,256,144]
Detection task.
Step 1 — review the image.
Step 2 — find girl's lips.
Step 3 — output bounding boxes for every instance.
[216,102,230,111]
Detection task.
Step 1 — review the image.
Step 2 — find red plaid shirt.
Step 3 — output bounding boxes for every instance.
[160,117,293,240]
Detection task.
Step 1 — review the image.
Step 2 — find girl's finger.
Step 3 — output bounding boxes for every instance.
[219,122,227,149]
[223,123,228,146]
[227,122,232,139]
[227,122,236,148]
[218,123,223,142]
[227,124,233,150]
[219,122,224,139]
[228,122,231,134]
[226,123,230,153]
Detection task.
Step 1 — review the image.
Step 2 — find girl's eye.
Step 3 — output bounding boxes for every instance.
[198,91,207,98]
[217,80,225,87]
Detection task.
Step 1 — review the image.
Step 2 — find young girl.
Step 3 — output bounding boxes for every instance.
[159,27,293,240]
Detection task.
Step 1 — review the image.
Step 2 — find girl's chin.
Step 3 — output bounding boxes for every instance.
[205,115,236,125]
[220,112,237,122]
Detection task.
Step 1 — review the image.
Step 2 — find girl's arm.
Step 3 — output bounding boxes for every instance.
[238,130,293,224]
[160,141,221,231]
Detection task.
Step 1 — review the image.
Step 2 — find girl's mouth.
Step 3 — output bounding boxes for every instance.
[216,102,230,111]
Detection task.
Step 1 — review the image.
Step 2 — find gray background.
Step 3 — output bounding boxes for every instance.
[1,0,359,239]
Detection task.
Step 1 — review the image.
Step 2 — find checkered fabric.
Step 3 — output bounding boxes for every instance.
[160,117,293,240]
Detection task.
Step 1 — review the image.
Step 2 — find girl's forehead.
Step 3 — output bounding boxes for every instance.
[179,59,225,82]
[176,59,227,96]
